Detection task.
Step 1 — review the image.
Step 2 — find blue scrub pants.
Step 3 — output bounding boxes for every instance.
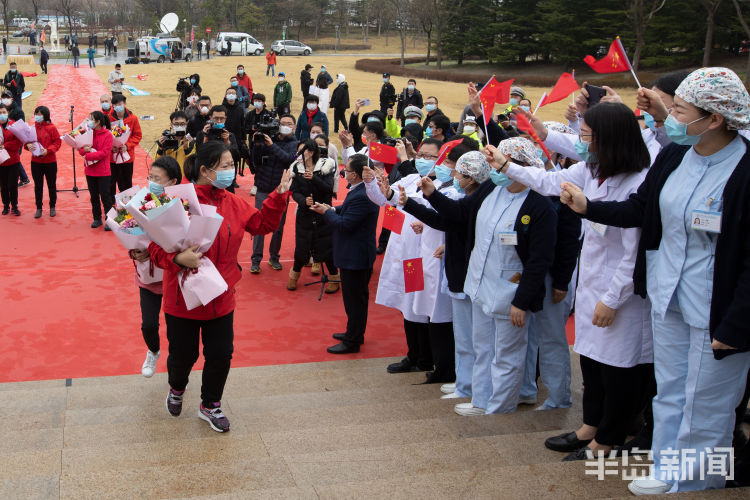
[452,296,473,398]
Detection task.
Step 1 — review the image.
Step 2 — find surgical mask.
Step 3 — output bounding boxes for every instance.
[114,105,124,114]
[307,102,318,111]
[231,81,238,87]
[212,122,225,129]
[101,102,111,111]
[408,84,415,91]
[310,133,319,139]
[253,101,263,109]
[172,125,186,133]
[148,180,165,195]
[520,105,531,113]
[490,169,513,187]
[237,69,244,75]
[34,115,43,123]
[367,116,380,123]
[425,104,436,112]
[200,106,209,114]
[463,125,476,134]
[405,118,417,126]
[279,125,293,135]
[10,68,16,73]
[453,178,465,194]
[424,126,432,138]
[87,119,95,128]
[1,98,11,106]
[210,169,234,190]
[415,158,435,176]
[279,76,285,82]
[337,76,345,84]
[383,77,388,83]
[643,111,655,131]
[574,138,597,163]
[320,68,325,73]
[226,94,236,102]
[0,114,7,123]
[509,98,519,106]
[664,114,708,146]
[434,164,452,183]
[190,78,196,84]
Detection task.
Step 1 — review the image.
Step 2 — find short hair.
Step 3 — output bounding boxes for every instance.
[111,94,127,104]
[9,61,16,66]
[306,94,320,104]
[151,156,183,184]
[169,110,188,122]
[209,105,227,116]
[364,121,385,140]
[430,115,451,135]
[198,95,212,103]
[280,113,296,124]
[34,105,51,122]
[426,96,438,103]
[652,70,692,97]
[408,78,416,84]
[314,134,330,146]
[447,137,480,162]
[115,63,121,68]
[236,64,244,69]
[252,93,266,102]
[310,121,326,132]
[348,154,370,178]
[419,137,443,151]
[183,141,230,183]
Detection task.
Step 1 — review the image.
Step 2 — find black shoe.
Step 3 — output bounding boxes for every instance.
[18,180,30,187]
[1,206,8,215]
[268,259,282,271]
[34,209,42,218]
[91,219,103,228]
[104,224,112,231]
[545,431,593,452]
[424,372,454,384]
[387,357,417,374]
[50,207,56,217]
[562,447,595,462]
[11,207,20,216]
[327,342,360,354]
[249,263,260,274]
[376,246,386,255]
[333,333,364,344]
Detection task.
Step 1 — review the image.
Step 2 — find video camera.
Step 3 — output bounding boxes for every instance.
[381,137,400,147]
[176,76,191,93]
[160,128,186,150]
[253,109,280,144]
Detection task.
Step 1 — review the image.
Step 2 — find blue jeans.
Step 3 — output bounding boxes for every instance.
[266,64,275,76]
[88,57,95,68]
[17,163,29,183]
[73,56,79,68]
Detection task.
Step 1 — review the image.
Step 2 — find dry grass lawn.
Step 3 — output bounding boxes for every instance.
[90,55,641,152]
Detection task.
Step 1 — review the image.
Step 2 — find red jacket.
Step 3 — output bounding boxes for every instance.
[266,52,276,65]
[235,73,253,97]
[0,121,22,166]
[149,184,290,320]
[107,108,142,163]
[80,127,113,176]
[31,121,62,163]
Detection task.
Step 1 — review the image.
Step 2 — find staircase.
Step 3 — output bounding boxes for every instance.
[1,354,747,499]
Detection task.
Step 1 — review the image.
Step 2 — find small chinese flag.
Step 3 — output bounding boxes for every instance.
[541,72,579,107]
[403,258,424,293]
[435,139,463,166]
[584,37,631,74]
[137,74,148,81]
[515,112,553,161]
[382,205,406,234]
[478,77,514,124]
[369,142,398,164]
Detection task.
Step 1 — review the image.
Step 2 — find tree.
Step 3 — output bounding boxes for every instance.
[732,0,750,82]
[629,0,667,70]
[702,0,724,66]
[411,2,434,64]
[58,0,78,38]
[388,0,412,66]
[1,0,10,38]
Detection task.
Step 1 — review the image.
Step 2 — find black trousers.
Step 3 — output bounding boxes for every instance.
[580,355,651,446]
[110,162,133,199]
[340,268,372,345]
[428,321,455,382]
[165,312,234,406]
[293,219,336,275]
[40,62,47,74]
[139,287,162,353]
[333,107,347,133]
[0,163,20,209]
[405,319,433,370]
[86,175,114,221]
[31,161,57,209]
[378,228,391,250]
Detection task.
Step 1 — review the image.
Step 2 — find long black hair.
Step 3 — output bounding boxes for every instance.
[90,110,110,130]
[151,156,183,184]
[34,105,51,122]
[583,102,649,179]
[297,138,321,165]
[183,141,229,183]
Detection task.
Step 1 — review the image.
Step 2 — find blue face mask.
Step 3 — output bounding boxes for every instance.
[489,169,513,187]
[434,164,452,183]
[114,105,124,114]
[253,101,263,109]
[424,126,432,138]
[212,122,225,130]
[453,178,465,194]
[34,115,43,123]
[509,98,519,106]
[367,116,380,123]
[520,105,531,112]
[231,81,238,87]
[383,78,388,83]
[574,138,597,163]
[404,118,417,126]
[148,180,164,195]
[101,102,111,111]
[425,104,437,113]
[415,158,435,176]
[190,78,196,84]
[211,169,234,190]
[643,111,655,131]
[664,114,707,146]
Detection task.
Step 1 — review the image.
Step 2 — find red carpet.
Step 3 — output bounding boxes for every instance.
[0,66,406,383]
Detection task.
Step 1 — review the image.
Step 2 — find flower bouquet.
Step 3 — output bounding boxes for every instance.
[61,121,93,149]
[124,188,191,253]
[0,129,9,164]
[105,205,164,285]
[114,185,142,210]
[111,123,131,164]
[8,120,42,156]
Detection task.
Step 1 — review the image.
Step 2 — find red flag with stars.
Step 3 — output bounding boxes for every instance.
[584,37,631,74]
[368,142,398,164]
[382,205,405,235]
[403,258,424,293]
[515,112,553,161]
[541,72,579,107]
[435,139,463,166]
[478,77,514,124]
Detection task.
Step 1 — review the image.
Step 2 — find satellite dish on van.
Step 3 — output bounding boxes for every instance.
[159,13,179,35]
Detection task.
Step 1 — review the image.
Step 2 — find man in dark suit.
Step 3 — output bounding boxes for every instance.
[311,154,380,354]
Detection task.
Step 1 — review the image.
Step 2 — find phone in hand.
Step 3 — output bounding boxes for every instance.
[362,98,371,106]
[585,84,607,107]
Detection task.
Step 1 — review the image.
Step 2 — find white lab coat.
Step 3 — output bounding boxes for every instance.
[505,134,653,368]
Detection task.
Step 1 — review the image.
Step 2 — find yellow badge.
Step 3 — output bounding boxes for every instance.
[521,215,530,225]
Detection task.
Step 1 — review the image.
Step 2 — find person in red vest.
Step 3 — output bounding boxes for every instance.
[107,93,142,199]
[235,64,253,97]
[266,49,276,77]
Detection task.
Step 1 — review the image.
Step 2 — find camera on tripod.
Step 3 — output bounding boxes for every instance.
[176,76,191,93]
[253,109,280,144]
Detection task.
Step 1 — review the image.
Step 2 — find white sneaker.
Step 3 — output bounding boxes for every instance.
[440,383,456,394]
[454,402,485,416]
[441,392,464,399]
[141,350,160,378]
[628,476,671,496]
[518,396,538,405]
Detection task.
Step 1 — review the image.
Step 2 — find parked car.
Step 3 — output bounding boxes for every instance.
[11,29,32,38]
[270,39,312,56]
[216,32,264,56]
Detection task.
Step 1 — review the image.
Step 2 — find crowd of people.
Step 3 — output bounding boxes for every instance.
[1,55,749,494]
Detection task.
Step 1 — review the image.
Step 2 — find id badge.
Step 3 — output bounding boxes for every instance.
[499,231,518,245]
[691,210,721,233]
[589,222,607,237]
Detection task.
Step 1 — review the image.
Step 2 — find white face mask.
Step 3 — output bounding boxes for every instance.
[226,94,236,102]
[279,125,293,136]
[337,76,345,84]
[310,133,319,139]
[278,77,285,82]
[307,103,318,111]
[200,106,209,114]
[1,98,11,106]
[463,125,476,134]
[172,125,186,133]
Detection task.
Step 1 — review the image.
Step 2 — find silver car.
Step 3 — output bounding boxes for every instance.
[270,40,313,56]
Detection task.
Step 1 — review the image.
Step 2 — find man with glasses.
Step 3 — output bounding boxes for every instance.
[155,110,196,176]
[196,106,240,191]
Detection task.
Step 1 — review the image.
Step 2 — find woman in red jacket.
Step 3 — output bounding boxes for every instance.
[0,103,23,215]
[27,106,62,218]
[79,110,114,229]
[148,141,291,433]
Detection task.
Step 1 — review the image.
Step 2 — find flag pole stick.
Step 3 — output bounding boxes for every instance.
[571,70,576,105]
[616,37,642,88]
[533,92,546,115]
[481,102,491,146]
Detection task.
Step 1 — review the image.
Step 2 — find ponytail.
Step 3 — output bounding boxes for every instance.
[90,110,111,130]
[184,141,229,183]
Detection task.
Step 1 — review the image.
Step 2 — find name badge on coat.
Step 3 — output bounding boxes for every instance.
[691,210,721,233]
[498,231,518,245]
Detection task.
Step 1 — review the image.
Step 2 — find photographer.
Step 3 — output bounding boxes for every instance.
[177,74,202,110]
[187,96,212,137]
[155,110,196,177]
[396,78,423,122]
[196,106,239,154]
[250,114,298,273]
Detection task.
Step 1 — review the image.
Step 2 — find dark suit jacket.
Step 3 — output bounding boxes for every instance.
[323,182,380,270]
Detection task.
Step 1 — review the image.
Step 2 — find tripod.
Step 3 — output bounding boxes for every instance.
[57,105,86,197]
[303,268,341,301]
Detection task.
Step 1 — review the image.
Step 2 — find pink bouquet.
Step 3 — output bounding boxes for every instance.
[105,203,164,285]
[8,120,42,156]
[0,129,9,164]
[61,121,93,149]
[111,124,131,164]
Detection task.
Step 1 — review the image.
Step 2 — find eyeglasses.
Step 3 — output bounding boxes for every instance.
[579,134,593,140]
[416,153,438,160]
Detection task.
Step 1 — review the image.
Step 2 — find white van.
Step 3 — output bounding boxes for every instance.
[216,32,264,56]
